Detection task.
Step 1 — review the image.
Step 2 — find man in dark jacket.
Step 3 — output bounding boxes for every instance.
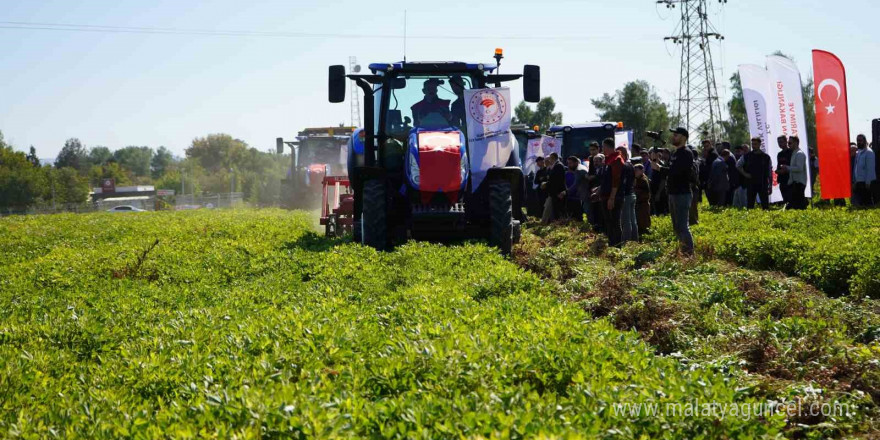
[533,156,549,217]
[699,140,718,195]
[662,127,696,256]
[600,139,624,247]
[775,135,792,206]
[724,144,739,206]
[650,148,669,215]
[707,150,730,206]
[546,153,567,220]
[740,137,773,210]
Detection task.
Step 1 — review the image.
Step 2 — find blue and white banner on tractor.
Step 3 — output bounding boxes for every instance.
[464,87,513,192]
[615,130,634,152]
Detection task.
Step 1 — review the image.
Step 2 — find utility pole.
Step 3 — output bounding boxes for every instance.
[658,0,727,140]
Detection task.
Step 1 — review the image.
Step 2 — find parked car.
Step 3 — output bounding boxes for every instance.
[106,205,146,212]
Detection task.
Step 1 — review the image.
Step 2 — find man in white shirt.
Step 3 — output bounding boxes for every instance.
[783,136,808,210]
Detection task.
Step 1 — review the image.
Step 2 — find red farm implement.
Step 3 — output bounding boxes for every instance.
[320,175,354,238]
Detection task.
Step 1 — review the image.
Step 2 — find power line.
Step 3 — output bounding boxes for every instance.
[0,21,622,42]
[657,0,726,140]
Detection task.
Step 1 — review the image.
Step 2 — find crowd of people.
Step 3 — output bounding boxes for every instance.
[527,127,879,256]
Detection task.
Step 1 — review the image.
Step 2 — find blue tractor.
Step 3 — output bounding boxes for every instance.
[548,122,623,160]
[329,52,540,253]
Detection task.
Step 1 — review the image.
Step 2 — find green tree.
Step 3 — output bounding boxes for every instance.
[26,146,41,167]
[55,138,87,171]
[0,136,45,208]
[89,162,133,187]
[802,76,817,149]
[113,146,153,177]
[512,97,563,131]
[591,80,674,147]
[723,73,750,147]
[151,146,175,178]
[52,167,89,204]
[186,134,249,172]
[87,146,113,167]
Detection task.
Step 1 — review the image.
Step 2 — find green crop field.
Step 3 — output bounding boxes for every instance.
[651,208,880,297]
[0,208,877,438]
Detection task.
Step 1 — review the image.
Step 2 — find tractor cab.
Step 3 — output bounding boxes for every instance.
[548,122,622,163]
[329,54,540,253]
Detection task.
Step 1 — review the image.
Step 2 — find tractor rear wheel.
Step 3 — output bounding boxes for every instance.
[361,179,387,250]
[489,180,513,255]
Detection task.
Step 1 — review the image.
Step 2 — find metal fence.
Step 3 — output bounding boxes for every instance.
[174,193,244,210]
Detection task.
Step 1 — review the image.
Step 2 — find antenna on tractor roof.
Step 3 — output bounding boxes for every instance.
[403,10,407,64]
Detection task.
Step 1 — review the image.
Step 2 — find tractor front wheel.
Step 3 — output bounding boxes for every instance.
[489,180,513,255]
[361,179,387,250]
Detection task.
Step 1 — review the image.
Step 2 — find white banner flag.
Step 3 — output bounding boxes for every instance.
[464,87,514,191]
[523,136,544,175]
[766,55,813,198]
[615,130,634,152]
[739,64,782,203]
[541,135,561,158]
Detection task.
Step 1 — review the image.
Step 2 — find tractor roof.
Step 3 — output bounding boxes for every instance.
[368,62,497,74]
[548,122,620,133]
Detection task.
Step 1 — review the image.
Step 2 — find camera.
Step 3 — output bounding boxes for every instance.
[646,131,667,146]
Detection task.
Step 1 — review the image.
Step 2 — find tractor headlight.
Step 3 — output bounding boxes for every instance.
[409,153,420,187]
[460,152,468,183]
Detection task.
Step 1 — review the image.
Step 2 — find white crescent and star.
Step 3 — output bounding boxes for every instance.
[817,78,842,115]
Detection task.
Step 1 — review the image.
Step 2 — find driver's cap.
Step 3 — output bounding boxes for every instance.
[423,78,444,87]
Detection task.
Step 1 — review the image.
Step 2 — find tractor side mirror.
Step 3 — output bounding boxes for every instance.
[329,65,346,103]
[390,78,407,89]
[523,65,540,103]
[276,137,284,154]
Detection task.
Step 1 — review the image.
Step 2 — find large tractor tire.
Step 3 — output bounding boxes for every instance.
[352,219,362,243]
[489,180,513,255]
[361,179,387,251]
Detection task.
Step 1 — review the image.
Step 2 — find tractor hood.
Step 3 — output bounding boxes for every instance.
[405,128,468,203]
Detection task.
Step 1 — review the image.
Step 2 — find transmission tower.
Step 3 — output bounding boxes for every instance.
[348,56,362,127]
[659,0,726,140]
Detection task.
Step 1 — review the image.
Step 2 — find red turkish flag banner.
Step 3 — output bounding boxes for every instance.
[812,50,851,199]
[418,131,462,205]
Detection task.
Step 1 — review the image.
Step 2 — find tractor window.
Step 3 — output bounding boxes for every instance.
[386,75,473,140]
[299,139,345,171]
[565,128,615,159]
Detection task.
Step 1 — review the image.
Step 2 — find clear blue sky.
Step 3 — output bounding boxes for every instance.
[1,0,877,159]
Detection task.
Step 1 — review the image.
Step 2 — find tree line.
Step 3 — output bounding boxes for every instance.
[0,133,288,210]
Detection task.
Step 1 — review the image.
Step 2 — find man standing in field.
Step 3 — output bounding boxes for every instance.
[775,135,793,206]
[664,127,695,256]
[786,136,808,210]
[545,153,567,221]
[853,134,876,207]
[600,139,624,247]
[739,137,772,210]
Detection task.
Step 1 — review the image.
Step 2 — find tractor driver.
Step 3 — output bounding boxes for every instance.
[449,75,467,131]
[410,78,451,127]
